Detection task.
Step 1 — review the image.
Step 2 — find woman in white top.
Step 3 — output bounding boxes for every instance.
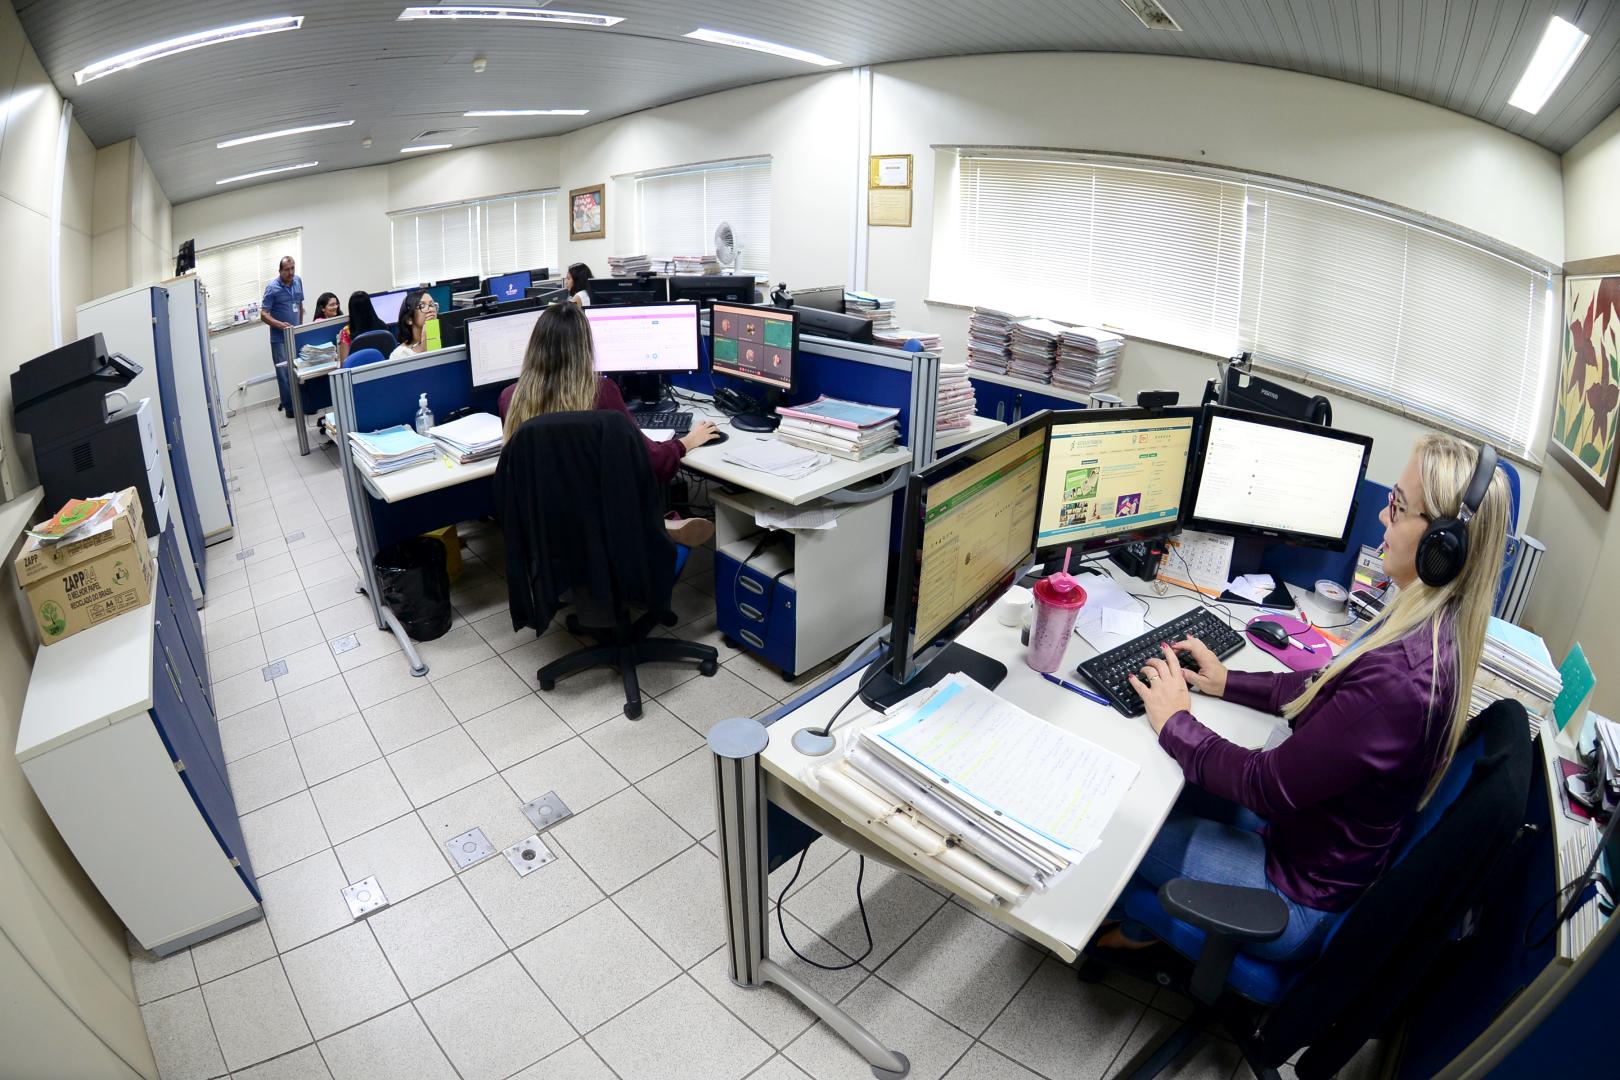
[389,289,438,360]
[565,262,593,308]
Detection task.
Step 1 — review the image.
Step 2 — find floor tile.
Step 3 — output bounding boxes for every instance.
[462,694,572,770]
[214,667,279,721]
[613,844,726,966]
[511,1040,616,1080]
[748,1057,816,1080]
[636,748,718,840]
[386,725,495,807]
[128,935,198,1004]
[500,628,589,691]
[309,759,411,845]
[332,623,403,672]
[433,655,531,721]
[981,958,1148,1080]
[783,975,971,1080]
[361,682,456,754]
[514,898,679,1031]
[587,975,771,1080]
[140,987,226,1080]
[529,664,648,733]
[298,553,355,590]
[208,633,270,681]
[206,564,249,597]
[416,954,574,1080]
[261,615,325,663]
[272,642,341,695]
[334,811,452,904]
[769,838,844,903]
[784,854,947,970]
[258,850,355,951]
[280,923,406,1039]
[468,608,538,654]
[342,652,422,710]
[1114,1009,1244,1080]
[199,957,312,1071]
[205,609,260,651]
[317,1004,456,1080]
[368,879,505,996]
[459,840,603,948]
[549,787,692,895]
[218,699,291,762]
[240,791,330,874]
[190,917,276,984]
[582,702,705,782]
[942,1044,1046,1080]
[226,742,309,813]
[654,665,774,735]
[417,773,532,852]
[255,589,316,631]
[450,578,510,622]
[252,571,306,606]
[292,714,381,785]
[416,624,496,682]
[230,1045,332,1080]
[315,595,376,639]
[245,552,296,584]
[876,902,1043,1036]
[202,583,257,621]
[278,674,359,738]
[500,736,626,813]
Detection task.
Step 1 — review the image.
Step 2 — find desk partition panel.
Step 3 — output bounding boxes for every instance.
[275,315,350,416]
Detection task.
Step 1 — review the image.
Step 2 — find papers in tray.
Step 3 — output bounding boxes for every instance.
[719,437,829,479]
[426,412,504,464]
[348,425,439,476]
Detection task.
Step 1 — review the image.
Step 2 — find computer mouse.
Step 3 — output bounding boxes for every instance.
[705,430,729,445]
[1248,619,1290,649]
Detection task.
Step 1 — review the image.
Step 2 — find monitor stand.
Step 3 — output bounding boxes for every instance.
[859,641,1007,712]
[618,373,666,413]
[1218,537,1295,608]
[731,387,784,432]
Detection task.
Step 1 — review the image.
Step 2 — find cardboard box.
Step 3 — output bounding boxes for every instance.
[15,488,154,645]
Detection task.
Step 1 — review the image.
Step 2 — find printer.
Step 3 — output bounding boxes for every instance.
[11,334,167,538]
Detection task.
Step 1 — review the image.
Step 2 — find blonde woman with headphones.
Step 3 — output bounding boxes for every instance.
[1099,433,1512,962]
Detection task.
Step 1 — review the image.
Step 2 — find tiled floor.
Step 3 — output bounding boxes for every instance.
[132,403,1381,1080]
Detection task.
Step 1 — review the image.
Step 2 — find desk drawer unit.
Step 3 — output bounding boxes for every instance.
[716,543,797,674]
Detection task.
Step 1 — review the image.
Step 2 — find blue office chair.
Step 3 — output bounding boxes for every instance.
[1098,698,1533,1080]
[350,329,397,358]
[342,347,388,369]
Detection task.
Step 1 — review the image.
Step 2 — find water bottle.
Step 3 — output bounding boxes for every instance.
[415,393,434,435]
[1026,548,1087,673]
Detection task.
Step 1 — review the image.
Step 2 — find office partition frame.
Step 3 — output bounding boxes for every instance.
[281,314,349,457]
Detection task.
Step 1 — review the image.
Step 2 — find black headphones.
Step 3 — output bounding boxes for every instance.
[1414,443,1499,588]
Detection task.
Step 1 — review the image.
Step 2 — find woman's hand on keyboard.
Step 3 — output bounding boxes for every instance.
[1174,636,1228,698]
[1129,645,1193,734]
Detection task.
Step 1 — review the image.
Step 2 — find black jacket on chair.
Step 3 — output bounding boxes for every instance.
[495,410,677,635]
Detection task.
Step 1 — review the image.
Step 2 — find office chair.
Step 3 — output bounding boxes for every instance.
[1094,697,1533,1080]
[495,411,718,719]
[342,347,387,369]
[350,329,396,357]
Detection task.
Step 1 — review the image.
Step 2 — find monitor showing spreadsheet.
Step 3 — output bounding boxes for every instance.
[466,307,542,387]
[584,303,700,373]
[1035,409,1200,555]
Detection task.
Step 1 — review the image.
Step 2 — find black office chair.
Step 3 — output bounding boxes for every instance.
[1094,698,1533,1080]
[350,329,396,357]
[495,410,717,719]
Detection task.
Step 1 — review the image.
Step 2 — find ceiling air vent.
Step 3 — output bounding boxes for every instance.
[412,127,476,142]
[1120,0,1182,32]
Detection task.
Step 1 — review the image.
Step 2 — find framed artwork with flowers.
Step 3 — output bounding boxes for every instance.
[1551,273,1620,509]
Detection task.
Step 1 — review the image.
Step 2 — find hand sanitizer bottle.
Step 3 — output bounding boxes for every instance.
[415,393,434,435]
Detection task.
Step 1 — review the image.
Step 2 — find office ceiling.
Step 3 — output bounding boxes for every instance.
[15,0,1620,204]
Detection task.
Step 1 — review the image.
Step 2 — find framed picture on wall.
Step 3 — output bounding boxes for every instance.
[569,184,605,241]
[1549,273,1620,509]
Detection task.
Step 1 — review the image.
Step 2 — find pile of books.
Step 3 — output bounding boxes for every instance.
[936,361,976,432]
[1474,616,1563,737]
[775,396,900,461]
[296,342,339,375]
[349,425,439,477]
[844,290,899,335]
[873,327,942,351]
[966,307,1017,374]
[425,412,503,465]
[1008,318,1067,383]
[1052,326,1124,393]
[670,254,720,274]
[607,254,652,276]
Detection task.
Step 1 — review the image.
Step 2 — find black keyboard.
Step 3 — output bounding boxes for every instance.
[1076,607,1247,718]
[633,410,693,434]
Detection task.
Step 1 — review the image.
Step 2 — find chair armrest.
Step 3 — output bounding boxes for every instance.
[1159,879,1290,943]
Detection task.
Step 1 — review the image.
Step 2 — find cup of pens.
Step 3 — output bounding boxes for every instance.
[1026,548,1086,673]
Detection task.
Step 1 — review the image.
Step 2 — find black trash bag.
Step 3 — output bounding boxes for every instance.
[373,537,452,641]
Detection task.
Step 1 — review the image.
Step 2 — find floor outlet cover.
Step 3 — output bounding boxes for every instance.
[522,791,573,832]
[447,827,496,869]
[503,835,556,877]
[341,877,389,918]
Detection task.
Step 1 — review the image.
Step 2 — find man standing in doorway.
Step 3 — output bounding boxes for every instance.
[260,255,304,330]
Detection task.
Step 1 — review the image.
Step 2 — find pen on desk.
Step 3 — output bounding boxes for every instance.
[1039,671,1109,705]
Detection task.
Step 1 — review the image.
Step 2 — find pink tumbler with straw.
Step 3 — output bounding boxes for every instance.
[1026,549,1087,673]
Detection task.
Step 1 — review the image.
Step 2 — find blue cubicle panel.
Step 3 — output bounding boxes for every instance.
[276,318,350,415]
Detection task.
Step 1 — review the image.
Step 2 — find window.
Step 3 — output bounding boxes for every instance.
[196,229,301,330]
[388,189,559,286]
[635,158,770,275]
[933,151,1555,455]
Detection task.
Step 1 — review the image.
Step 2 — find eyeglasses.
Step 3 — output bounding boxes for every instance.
[1387,489,1430,522]
[417,298,439,311]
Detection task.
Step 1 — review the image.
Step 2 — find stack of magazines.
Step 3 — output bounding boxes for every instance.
[967,307,1017,374]
[607,254,652,276]
[774,396,900,460]
[296,341,339,375]
[349,425,438,476]
[844,290,899,335]
[1008,318,1067,383]
[670,254,720,274]
[425,413,503,465]
[1051,326,1123,393]
[1473,616,1563,737]
[936,361,976,431]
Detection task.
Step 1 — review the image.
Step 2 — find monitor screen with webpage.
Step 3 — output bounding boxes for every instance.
[584,303,700,374]
[709,302,796,390]
[467,307,542,387]
[1035,409,1200,555]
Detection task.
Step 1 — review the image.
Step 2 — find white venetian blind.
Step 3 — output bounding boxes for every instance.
[390,203,478,286]
[636,159,771,275]
[480,191,558,277]
[195,229,301,330]
[388,189,559,286]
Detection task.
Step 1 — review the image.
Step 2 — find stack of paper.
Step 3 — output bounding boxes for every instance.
[967,307,1017,374]
[296,342,339,375]
[775,397,901,460]
[815,675,1138,906]
[936,361,977,432]
[874,328,942,351]
[25,494,118,545]
[1051,326,1124,393]
[670,254,720,274]
[607,254,652,276]
[425,412,504,465]
[348,425,439,476]
[844,290,899,335]
[720,437,830,478]
[1473,617,1562,736]
[1008,318,1067,383]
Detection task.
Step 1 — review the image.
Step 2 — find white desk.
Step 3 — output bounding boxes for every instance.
[358,455,497,504]
[933,414,1005,454]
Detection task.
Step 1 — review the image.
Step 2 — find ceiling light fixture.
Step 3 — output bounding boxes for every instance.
[682,28,839,67]
[401,144,452,153]
[1508,16,1590,114]
[463,108,589,117]
[74,16,304,85]
[216,161,318,185]
[398,6,623,27]
[217,120,353,149]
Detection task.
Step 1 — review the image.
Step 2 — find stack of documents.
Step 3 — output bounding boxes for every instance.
[1008,318,1067,383]
[874,327,942,351]
[670,254,720,274]
[1474,617,1562,736]
[844,290,899,335]
[296,342,339,375]
[720,437,829,479]
[1557,806,1610,959]
[425,412,503,465]
[967,307,1017,374]
[775,397,900,460]
[607,254,652,276]
[1052,326,1124,393]
[813,674,1139,907]
[936,361,977,432]
[348,425,439,477]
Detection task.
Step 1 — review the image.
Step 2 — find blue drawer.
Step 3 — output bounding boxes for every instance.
[715,547,796,674]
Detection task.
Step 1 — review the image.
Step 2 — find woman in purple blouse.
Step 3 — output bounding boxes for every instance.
[1100,434,1513,962]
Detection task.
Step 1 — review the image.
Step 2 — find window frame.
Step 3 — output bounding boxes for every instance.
[195,228,302,331]
[387,188,560,287]
[632,156,772,277]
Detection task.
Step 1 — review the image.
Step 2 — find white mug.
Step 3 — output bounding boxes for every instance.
[996,585,1033,627]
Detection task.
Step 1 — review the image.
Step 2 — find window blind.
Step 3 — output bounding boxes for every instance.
[196,229,301,330]
[635,159,771,275]
[479,191,558,277]
[388,189,558,286]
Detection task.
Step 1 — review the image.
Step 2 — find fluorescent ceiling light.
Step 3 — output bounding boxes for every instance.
[401,143,452,153]
[217,120,353,148]
[682,28,838,67]
[216,161,318,185]
[1508,16,1590,114]
[463,108,589,116]
[75,16,303,85]
[398,6,623,26]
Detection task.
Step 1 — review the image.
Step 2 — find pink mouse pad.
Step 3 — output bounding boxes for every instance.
[1246,613,1332,672]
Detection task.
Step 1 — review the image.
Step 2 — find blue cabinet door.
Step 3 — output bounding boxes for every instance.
[160,526,210,694]
[149,288,207,585]
[153,568,229,788]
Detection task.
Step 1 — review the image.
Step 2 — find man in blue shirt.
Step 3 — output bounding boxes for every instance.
[259,255,304,330]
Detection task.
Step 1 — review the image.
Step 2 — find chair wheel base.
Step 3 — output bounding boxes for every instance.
[700,659,718,676]
[624,701,643,720]
[538,675,556,691]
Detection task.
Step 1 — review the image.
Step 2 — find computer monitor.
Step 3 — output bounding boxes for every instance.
[484,271,532,303]
[794,306,874,344]
[423,284,453,315]
[863,414,1051,708]
[369,288,413,326]
[1034,407,1203,559]
[527,267,550,283]
[668,275,756,307]
[490,296,540,316]
[589,277,668,305]
[791,285,845,313]
[1185,406,1372,550]
[584,302,700,374]
[709,302,797,431]
[435,306,483,349]
[526,286,567,304]
[466,307,543,388]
